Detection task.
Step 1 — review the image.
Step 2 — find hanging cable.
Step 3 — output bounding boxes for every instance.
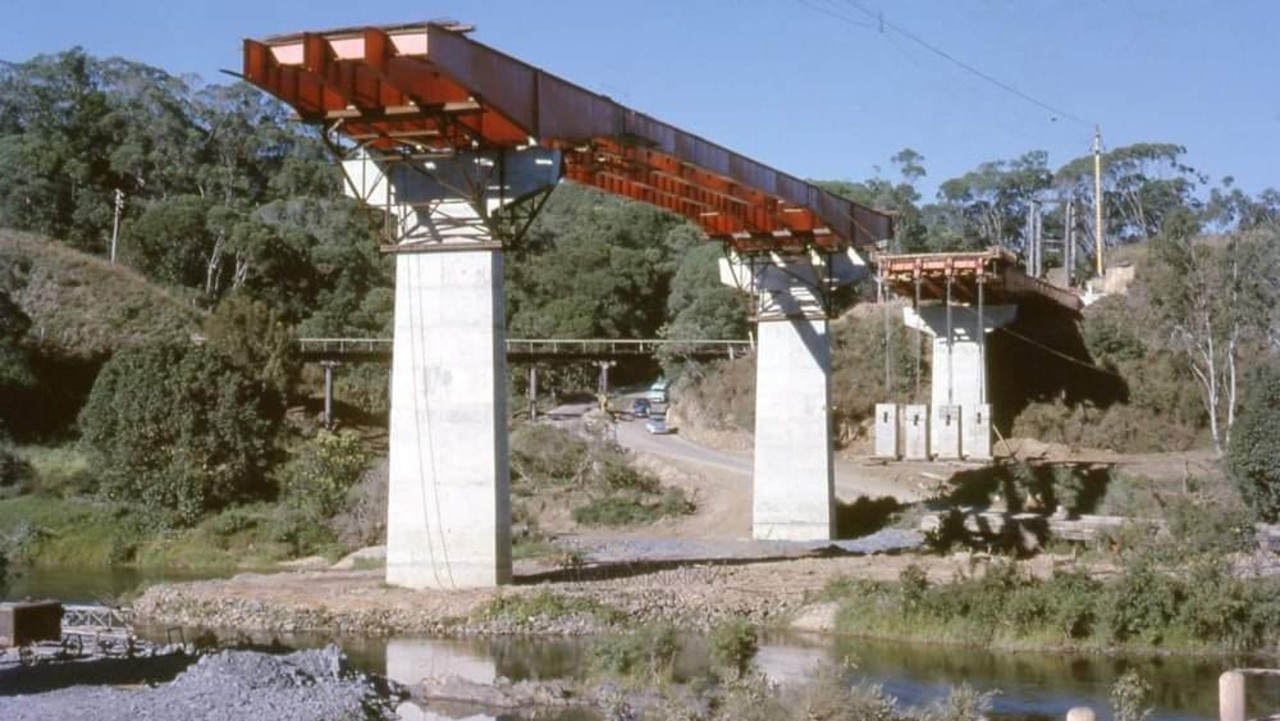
[831,0,1092,126]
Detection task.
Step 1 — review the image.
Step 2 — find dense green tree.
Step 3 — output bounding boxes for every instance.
[1228,365,1280,521]
[934,150,1052,251]
[79,344,280,526]
[507,184,691,340]
[1056,143,1205,244]
[0,291,33,434]
[817,148,929,252]
[1140,223,1280,453]
[203,294,301,403]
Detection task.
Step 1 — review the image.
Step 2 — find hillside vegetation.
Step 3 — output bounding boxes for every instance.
[0,228,203,357]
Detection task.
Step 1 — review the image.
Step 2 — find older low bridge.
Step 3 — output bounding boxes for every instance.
[245,20,891,588]
[298,337,752,363]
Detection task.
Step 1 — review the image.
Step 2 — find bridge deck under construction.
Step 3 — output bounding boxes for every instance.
[242,21,890,252]
[876,248,1083,313]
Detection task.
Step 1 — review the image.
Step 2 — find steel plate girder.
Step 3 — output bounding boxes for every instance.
[243,22,893,250]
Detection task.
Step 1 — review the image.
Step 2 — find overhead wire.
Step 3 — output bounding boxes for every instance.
[790,0,1092,128]
[833,0,1092,127]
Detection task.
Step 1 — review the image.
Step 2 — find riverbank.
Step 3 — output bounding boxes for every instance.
[131,550,1059,637]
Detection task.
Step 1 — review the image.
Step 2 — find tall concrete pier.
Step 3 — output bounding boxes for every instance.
[344,149,559,588]
[728,252,868,540]
[386,249,511,588]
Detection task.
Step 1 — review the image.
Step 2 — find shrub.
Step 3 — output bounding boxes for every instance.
[590,623,681,683]
[1228,365,1280,521]
[329,459,388,548]
[1110,670,1153,721]
[281,431,370,521]
[78,344,280,527]
[708,618,758,679]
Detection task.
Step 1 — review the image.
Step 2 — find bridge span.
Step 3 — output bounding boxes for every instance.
[245,20,892,588]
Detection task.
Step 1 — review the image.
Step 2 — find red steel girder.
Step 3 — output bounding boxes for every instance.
[243,22,893,251]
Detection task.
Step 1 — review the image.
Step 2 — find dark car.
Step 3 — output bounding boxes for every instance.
[630,398,652,418]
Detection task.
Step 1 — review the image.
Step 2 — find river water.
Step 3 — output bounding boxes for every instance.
[147,629,1276,721]
[8,569,1278,721]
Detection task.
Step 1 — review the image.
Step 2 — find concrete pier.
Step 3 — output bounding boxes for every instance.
[385,249,511,588]
[905,304,1015,458]
[732,252,867,541]
[905,304,1016,409]
[753,317,834,540]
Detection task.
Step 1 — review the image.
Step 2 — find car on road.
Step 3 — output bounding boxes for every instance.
[645,417,674,435]
[630,398,652,418]
[646,379,670,404]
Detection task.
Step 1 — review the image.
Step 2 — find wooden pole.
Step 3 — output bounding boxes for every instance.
[1065,199,1076,287]
[1093,126,1105,278]
[529,366,539,421]
[321,360,337,430]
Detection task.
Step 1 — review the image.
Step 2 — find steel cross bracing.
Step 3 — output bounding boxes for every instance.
[242,22,892,255]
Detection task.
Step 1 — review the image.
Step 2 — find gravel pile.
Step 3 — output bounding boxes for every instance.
[0,646,405,721]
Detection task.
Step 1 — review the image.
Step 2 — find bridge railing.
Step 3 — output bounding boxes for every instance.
[298,337,753,359]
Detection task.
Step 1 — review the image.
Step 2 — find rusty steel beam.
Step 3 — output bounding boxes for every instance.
[243,22,892,251]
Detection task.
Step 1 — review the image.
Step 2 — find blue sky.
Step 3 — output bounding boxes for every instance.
[4,0,1277,199]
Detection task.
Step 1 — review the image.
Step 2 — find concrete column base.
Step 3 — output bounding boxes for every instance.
[385,249,511,589]
[752,318,834,540]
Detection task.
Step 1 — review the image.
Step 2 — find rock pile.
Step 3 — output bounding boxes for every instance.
[0,645,405,721]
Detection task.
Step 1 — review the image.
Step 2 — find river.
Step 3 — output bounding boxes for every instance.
[8,569,1277,721]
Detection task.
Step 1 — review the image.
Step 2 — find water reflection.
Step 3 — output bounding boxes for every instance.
[833,636,1252,721]
[128,620,1271,721]
[384,637,590,721]
[386,638,496,686]
[755,640,829,686]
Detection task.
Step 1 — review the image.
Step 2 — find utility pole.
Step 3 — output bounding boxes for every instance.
[110,189,124,265]
[1064,199,1076,287]
[1093,126,1105,278]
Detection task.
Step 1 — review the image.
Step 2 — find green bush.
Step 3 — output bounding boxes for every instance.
[589,623,681,683]
[571,488,693,527]
[1228,365,1280,521]
[280,431,370,521]
[512,422,693,528]
[708,618,758,679]
[79,344,281,527]
[1110,670,1153,721]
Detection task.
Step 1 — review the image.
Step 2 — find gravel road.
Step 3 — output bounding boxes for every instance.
[0,646,404,721]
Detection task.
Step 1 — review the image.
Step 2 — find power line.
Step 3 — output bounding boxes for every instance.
[795,0,1092,127]
[793,0,875,30]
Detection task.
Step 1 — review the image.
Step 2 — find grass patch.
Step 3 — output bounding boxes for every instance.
[571,488,693,527]
[511,422,694,529]
[10,443,95,498]
[828,553,1280,654]
[0,495,338,570]
[476,589,624,626]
